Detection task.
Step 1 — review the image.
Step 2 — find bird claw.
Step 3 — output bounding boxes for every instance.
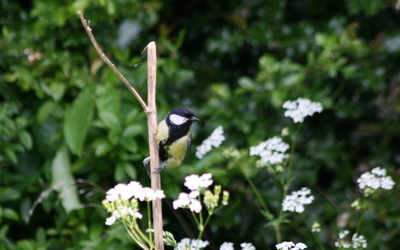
[153,167,164,173]
[143,157,165,177]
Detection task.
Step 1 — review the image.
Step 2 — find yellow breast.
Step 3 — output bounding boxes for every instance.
[156,120,190,168]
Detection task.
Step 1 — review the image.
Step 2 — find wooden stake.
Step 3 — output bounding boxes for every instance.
[146,42,164,250]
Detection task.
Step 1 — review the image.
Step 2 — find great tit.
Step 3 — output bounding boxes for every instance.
[143,107,199,175]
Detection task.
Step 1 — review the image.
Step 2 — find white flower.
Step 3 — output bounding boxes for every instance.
[124,181,143,199]
[352,234,367,249]
[136,187,165,201]
[154,189,166,199]
[110,206,142,221]
[276,241,307,250]
[196,126,226,159]
[250,136,289,166]
[189,199,202,213]
[173,193,191,209]
[241,242,256,250]
[173,191,202,213]
[371,167,386,176]
[283,98,323,123]
[220,242,234,250]
[105,189,120,202]
[282,187,314,213]
[106,183,127,201]
[190,239,209,249]
[276,241,294,250]
[189,190,200,199]
[357,166,395,191]
[184,173,213,190]
[105,216,116,225]
[335,230,367,249]
[175,238,209,250]
[105,181,164,202]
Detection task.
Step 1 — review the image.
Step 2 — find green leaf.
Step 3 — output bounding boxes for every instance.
[18,130,33,150]
[49,82,66,102]
[35,227,46,245]
[100,112,121,130]
[122,124,143,137]
[114,162,125,182]
[95,84,120,130]
[0,188,21,202]
[17,240,35,250]
[123,162,137,180]
[4,148,17,164]
[94,139,113,156]
[238,76,255,90]
[36,101,55,124]
[3,208,20,221]
[120,136,138,153]
[107,129,120,145]
[51,146,81,213]
[0,225,9,240]
[64,86,95,155]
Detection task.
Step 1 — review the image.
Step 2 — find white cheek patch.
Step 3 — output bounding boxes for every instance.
[169,114,188,125]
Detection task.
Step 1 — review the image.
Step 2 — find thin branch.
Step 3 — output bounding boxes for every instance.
[77,11,147,111]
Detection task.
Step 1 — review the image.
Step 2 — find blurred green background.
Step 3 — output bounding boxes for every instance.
[1,0,400,249]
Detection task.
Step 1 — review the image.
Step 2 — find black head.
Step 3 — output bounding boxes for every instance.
[166,107,199,128]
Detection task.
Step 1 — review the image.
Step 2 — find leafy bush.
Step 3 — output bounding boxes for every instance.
[1,0,399,249]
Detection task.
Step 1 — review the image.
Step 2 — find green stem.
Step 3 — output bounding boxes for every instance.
[147,201,153,250]
[196,193,205,244]
[355,200,365,235]
[198,212,213,240]
[300,214,324,250]
[244,173,273,218]
[275,124,302,243]
[123,220,150,250]
[286,123,302,185]
[275,223,281,243]
[191,210,201,226]
[245,173,280,242]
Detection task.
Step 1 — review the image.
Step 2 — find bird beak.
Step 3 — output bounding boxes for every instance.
[191,116,199,121]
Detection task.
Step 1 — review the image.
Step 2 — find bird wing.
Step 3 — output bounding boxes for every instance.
[187,130,193,149]
[156,120,169,143]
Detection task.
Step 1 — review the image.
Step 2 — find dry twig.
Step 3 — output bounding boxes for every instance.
[77,11,164,250]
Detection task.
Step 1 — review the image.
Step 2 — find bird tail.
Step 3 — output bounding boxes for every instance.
[143,157,151,177]
[143,157,165,177]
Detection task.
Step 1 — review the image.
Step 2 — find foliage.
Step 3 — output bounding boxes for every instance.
[1,0,400,249]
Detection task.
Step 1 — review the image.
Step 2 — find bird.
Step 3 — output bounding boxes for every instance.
[143,107,199,175]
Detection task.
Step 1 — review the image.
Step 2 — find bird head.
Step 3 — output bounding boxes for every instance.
[166,107,199,128]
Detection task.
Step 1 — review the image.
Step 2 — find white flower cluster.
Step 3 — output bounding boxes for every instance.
[196,126,226,159]
[282,187,314,213]
[175,238,209,250]
[276,241,307,250]
[219,242,256,250]
[283,98,323,123]
[240,243,256,250]
[104,181,165,226]
[173,191,202,213]
[105,207,143,226]
[357,166,395,191]
[334,230,367,249]
[220,242,234,250]
[250,136,290,166]
[173,173,214,213]
[106,181,165,202]
[184,173,214,190]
